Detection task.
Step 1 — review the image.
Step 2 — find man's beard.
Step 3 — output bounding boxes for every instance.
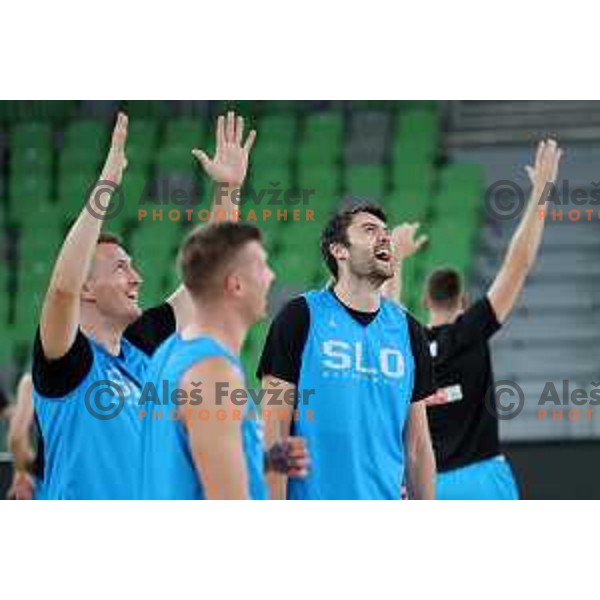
[350,256,393,288]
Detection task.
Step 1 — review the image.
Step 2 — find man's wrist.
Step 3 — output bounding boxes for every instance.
[213,182,242,208]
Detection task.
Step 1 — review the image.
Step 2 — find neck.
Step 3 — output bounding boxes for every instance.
[80,304,127,356]
[333,274,383,313]
[429,308,461,327]
[182,300,248,357]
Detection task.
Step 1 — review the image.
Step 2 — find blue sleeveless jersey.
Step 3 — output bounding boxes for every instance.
[140,334,266,500]
[289,290,415,500]
[33,337,148,499]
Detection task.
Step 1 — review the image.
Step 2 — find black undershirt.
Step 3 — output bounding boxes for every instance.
[31,303,176,479]
[32,303,176,398]
[257,290,434,403]
[0,386,9,415]
[425,296,502,472]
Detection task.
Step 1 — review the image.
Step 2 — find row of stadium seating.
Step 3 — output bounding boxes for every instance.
[0,100,484,386]
[0,100,439,123]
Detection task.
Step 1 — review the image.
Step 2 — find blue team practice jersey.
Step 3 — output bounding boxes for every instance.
[289,290,416,500]
[33,336,148,500]
[140,334,266,500]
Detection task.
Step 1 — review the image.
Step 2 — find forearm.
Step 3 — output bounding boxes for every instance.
[405,402,436,499]
[406,437,436,500]
[504,185,549,274]
[47,192,111,296]
[9,436,34,473]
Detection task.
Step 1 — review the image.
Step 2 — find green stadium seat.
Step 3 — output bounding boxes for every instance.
[252,141,294,169]
[347,100,395,112]
[384,191,430,224]
[1,101,77,123]
[124,101,166,119]
[126,120,160,168]
[272,243,321,287]
[11,147,52,174]
[9,175,53,222]
[391,161,435,195]
[259,114,297,145]
[117,171,152,229]
[297,164,340,200]
[0,265,9,326]
[57,172,98,214]
[261,101,300,114]
[10,122,52,149]
[344,165,387,199]
[0,101,20,123]
[422,221,476,278]
[164,118,205,149]
[296,143,340,169]
[129,222,180,307]
[303,112,344,148]
[156,144,197,172]
[59,145,105,173]
[392,136,437,164]
[64,119,108,149]
[249,165,293,200]
[397,107,439,139]
[439,164,484,195]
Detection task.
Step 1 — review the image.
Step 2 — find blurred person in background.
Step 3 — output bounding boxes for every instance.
[6,372,36,500]
[393,139,562,499]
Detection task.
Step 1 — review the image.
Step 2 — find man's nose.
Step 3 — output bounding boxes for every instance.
[130,268,143,285]
[379,229,391,244]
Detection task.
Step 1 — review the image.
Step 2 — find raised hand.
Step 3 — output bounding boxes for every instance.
[100,112,129,185]
[525,138,563,200]
[192,111,256,188]
[391,222,428,262]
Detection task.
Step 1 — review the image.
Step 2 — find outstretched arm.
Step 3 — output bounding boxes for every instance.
[382,223,427,304]
[168,111,256,327]
[193,110,256,221]
[488,139,562,323]
[39,113,128,359]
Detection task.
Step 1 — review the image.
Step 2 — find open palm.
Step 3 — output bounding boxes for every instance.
[193,111,256,187]
[101,112,128,185]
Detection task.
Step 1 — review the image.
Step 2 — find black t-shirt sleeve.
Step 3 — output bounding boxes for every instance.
[0,386,9,413]
[32,328,94,398]
[453,296,501,348]
[123,303,176,356]
[407,314,435,403]
[256,297,310,386]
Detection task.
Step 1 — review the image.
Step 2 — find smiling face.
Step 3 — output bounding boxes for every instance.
[333,211,394,285]
[82,242,143,328]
